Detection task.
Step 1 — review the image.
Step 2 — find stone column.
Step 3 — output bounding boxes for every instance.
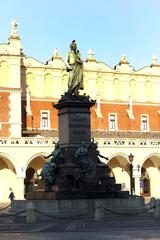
[15,166,25,200]
[134,177,141,196]
[133,167,141,196]
[16,177,25,200]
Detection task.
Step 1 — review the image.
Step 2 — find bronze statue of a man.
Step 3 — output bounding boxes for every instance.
[66,40,84,95]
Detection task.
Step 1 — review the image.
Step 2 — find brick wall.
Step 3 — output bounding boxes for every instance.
[91,102,160,131]
[27,100,58,129]
[0,92,11,136]
[23,99,160,133]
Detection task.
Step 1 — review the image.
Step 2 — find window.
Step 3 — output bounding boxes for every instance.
[40,111,50,129]
[109,114,117,131]
[141,115,149,132]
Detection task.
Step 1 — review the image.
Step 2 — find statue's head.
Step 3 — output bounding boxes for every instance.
[70,40,77,52]
[81,141,86,146]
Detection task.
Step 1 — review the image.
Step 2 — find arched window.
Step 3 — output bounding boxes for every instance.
[143,178,150,194]
[0,61,9,86]
[44,73,53,97]
[141,167,150,196]
[145,80,152,102]
[129,79,136,100]
[62,74,68,93]
[113,78,121,99]
[96,77,104,96]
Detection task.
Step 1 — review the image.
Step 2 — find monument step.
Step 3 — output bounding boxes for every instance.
[26,189,128,200]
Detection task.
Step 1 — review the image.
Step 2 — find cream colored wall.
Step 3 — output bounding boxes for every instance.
[1,35,160,103]
[112,167,130,191]
[96,142,160,198]
[44,73,53,97]
[8,57,21,88]
[0,61,9,87]
[20,54,160,104]
[0,139,54,201]
[9,91,22,137]
[0,168,17,201]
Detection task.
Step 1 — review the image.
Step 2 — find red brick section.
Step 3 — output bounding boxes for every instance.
[91,102,160,131]
[23,99,160,133]
[0,92,11,136]
[28,100,58,129]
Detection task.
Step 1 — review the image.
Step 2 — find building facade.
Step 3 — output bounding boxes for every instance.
[0,21,160,201]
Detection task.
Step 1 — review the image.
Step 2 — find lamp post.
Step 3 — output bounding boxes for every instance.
[128,153,134,196]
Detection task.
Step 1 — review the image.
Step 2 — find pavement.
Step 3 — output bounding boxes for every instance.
[0,203,160,239]
[0,213,160,239]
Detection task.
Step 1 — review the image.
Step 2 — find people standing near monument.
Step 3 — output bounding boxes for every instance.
[66,40,84,95]
[8,188,15,204]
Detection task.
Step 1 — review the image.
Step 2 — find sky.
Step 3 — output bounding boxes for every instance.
[0,0,160,70]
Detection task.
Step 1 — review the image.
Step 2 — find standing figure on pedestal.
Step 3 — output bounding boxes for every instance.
[66,40,84,95]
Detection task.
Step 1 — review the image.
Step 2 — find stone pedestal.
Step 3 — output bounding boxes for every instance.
[54,95,95,146]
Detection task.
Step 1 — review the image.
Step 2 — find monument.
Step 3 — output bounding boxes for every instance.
[26,40,127,200]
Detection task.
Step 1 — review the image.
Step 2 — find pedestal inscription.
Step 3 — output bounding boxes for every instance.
[54,96,95,145]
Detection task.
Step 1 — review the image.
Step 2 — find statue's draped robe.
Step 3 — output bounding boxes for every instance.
[67,50,83,94]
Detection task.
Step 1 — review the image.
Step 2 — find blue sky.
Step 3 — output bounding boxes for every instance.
[0,0,160,70]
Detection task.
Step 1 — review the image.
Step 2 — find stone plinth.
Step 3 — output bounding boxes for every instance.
[11,198,144,214]
[54,95,95,146]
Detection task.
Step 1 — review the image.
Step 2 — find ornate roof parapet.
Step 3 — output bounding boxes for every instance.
[86,48,96,62]
[46,48,65,68]
[150,54,160,67]
[119,54,129,65]
[114,55,134,72]
[52,48,62,60]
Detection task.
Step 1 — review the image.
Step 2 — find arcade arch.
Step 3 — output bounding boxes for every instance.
[141,154,160,198]
[0,153,16,201]
[24,153,47,195]
[108,153,130,192]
